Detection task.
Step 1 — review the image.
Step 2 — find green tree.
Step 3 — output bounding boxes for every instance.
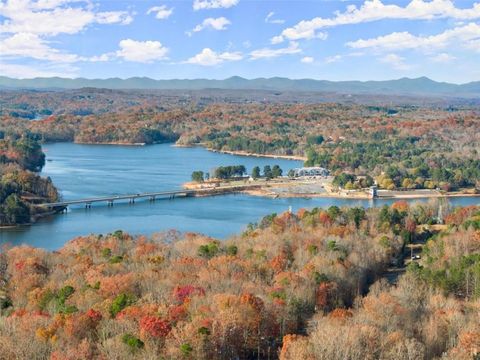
[263,165,273,180]
[2,194,30,225]
[122,334,144,351]
[110,293,135,317]
[272,165,283,178]
[347,207,366,229]
[198,242,219,259]
[307,135,324,145]
[252,166,261,180]
[333,173,356,188]
[191,171,204,183]
[327,206,341,220]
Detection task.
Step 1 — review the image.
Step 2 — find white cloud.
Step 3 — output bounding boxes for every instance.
[191,17,231,34]
[193,0,239,11]
[271,35,284,45]
[273,0,480,43]
[116,39,169,63]
[95,11,133,25]
[147,5,173,20]
[0,34,170,65]
[0,32,80,63]
[0,0,135,73]
[301,56,314,63]
[379,53,411,70]
[250,42,302,60]
[265,11,285,24]
[88,53,112,62]
[325,55,342,63]
[430,52,456,62]
[0,0,133,36]
[347,23,480,52]
[185,48,242,66]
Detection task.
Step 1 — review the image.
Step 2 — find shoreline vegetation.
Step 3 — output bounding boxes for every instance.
[0,136,60,227]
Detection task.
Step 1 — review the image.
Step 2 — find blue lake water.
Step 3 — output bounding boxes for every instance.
[1,143,478,250]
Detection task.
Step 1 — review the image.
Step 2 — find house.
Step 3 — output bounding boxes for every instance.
[292,167,329,178]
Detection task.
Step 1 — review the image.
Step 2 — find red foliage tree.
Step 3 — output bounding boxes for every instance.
[139,316,171,338]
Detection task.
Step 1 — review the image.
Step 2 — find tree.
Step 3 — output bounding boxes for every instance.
[2,194,30,225]
[272,165,283,178]
[264,165,273,180]
[252,166,261,180]
[333,173,356,188]
[327,206,341,220]
[307,135,324,145]
[402,178,415,189]
[347,207,366,229]
[213,165,246,179]
[191,171,204,183]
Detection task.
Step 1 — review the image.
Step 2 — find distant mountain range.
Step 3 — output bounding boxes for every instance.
[1,76,479,97]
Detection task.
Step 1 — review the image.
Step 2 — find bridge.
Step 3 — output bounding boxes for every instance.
[38,184,260,210]
[39,189,196,209]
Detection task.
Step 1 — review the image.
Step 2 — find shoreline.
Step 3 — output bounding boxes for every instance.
[74,141,147,146]
[0,207,65,229]
[71,141,305,161]
[173,142,306,161]
[243,189,480,200]
[206,148,306,161]
[184,181,480,201]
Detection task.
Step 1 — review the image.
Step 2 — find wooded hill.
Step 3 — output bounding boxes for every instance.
[1,76,479,98]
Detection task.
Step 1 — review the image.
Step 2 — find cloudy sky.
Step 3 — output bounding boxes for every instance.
[0,0,479,82]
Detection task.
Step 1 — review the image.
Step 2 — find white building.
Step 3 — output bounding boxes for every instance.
[292,167,329,177]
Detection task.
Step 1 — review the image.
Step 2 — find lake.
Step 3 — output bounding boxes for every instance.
[1,143,478,250]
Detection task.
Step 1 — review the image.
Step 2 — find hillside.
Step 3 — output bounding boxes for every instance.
[1,76,479,97]
[0,203,479,359]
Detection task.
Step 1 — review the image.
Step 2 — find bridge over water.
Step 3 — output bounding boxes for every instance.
[39,185,259,210]
[39,189,196,209]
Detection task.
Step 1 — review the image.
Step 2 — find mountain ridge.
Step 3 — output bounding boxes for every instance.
[0,76,479,96]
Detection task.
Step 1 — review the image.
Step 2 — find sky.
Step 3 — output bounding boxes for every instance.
[0,0,479,83]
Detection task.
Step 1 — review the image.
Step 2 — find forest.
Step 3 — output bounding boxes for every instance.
[1,89,478,192]
[0,134,59,226]
[0,202,478,359]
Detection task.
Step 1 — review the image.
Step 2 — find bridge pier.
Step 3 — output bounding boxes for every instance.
[149,196,156,202]
[85,203,91,209]
[107,200,114,207]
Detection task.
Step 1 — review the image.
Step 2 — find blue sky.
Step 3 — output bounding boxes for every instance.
[0,0,479,82]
